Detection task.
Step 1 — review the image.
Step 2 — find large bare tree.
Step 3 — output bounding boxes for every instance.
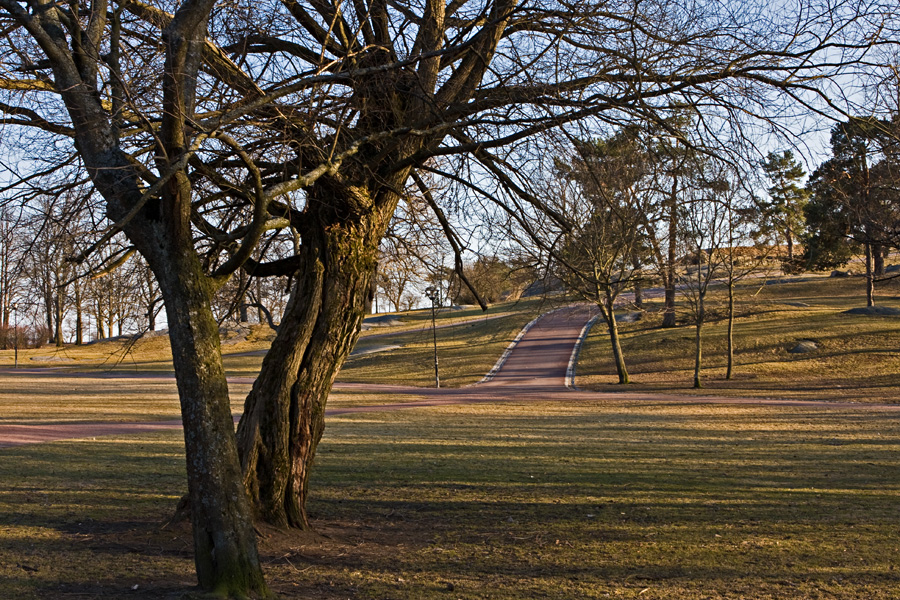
[0,0,890,595]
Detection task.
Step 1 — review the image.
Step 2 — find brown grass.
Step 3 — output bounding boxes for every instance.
[577,273,900,404]
[3,398,900,598]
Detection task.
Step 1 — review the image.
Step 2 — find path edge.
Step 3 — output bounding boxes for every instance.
[477,308,563,384]
[565,311,602,390]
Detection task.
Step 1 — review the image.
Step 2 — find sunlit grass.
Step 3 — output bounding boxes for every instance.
[578,274,900,403]
[3,400,900,598]
[0,374,442,425]
[338,302,549,387]
[0,297,555,387]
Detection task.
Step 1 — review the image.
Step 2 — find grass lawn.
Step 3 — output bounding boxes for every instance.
[2,398,900,598]
[577,273,900,403]
[0,296,554,387]
[339,300,551,387]
[3,274,900,598]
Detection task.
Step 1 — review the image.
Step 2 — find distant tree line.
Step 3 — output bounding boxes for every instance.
[0,193,292,348]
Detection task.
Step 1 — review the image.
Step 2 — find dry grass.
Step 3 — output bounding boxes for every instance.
[3,275,900,598]
[577,273,900,404]
[0,297,555,387]
[0,373,440,425]
[3,399,900,598]
[339,299,551,387]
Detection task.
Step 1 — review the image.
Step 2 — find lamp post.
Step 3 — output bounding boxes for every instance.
[424,285,440,388]
[10,303,17,369]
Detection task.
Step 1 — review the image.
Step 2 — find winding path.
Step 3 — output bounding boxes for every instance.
[2,304,898,448]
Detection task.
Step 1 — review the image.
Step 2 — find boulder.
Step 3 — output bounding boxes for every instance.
[789,340,818,354]
[615,312,643,323]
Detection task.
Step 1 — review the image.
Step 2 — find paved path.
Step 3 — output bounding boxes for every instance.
[2,304,899,448]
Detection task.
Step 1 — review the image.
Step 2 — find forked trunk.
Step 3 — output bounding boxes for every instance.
[237,188,390,529]
[237,249,325,528]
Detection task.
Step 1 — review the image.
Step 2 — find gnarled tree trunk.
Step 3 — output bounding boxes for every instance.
[237,181,395,528]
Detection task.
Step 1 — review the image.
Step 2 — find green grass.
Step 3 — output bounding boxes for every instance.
[578,273,900,403]
[3,399,900,598]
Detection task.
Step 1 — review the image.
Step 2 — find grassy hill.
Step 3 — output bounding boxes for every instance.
[577,273,900,403]
[0,295,559,386]
[3,274,898,402]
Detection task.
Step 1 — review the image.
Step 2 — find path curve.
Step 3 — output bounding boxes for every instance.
[2,304,899,448]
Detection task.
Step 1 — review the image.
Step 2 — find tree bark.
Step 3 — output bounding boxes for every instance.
[54,292,64,347]
[601,296,630,384]
[237,249,324,528]
[94,298,104,340]
[726,282,735,380]
[631,252,643,309]
[786,230,794,264]
[662,189,678,328]
[237,182,393,528]
[865,242,875,307]
[153,248,269,597]
[239,271,249,323]
[873,243,884,277]
[75,284,83,345]
[693,291,705,389]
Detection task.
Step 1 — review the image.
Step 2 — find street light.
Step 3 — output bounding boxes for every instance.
[424,285,440,388]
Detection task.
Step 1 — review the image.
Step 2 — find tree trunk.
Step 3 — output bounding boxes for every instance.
[256,278,265,324]
[631,252,643,309]
[54,292,64,347]
[44,291,54,343]
[237,249,324,528]
[96,300,105,340]
[865,242,875,307]
[873,243,884,277]
[154,251,269,597]
[693,292,705,389]
[73,284,82,345]
[601,295,629,384]
[786,230,794,264]
[726,282,735,380]
[239,271,249,323]
[237,184,392,529]
[662,193,677,328]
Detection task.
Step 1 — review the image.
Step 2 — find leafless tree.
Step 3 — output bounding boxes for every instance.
[677,162,735,388]
[0,0,891,594]
[549,128,656,383]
